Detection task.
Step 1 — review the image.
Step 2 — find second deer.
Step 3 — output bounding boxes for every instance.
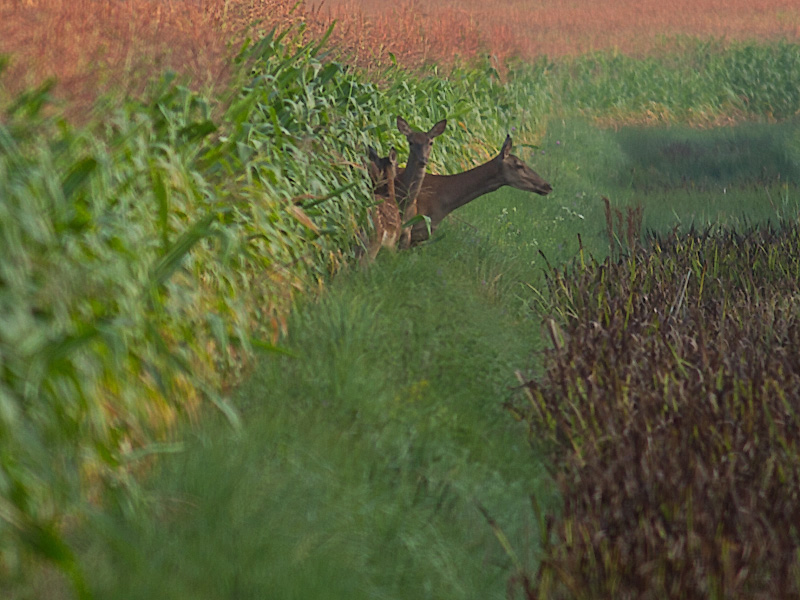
[364,145,401,262]
[395,116,447,248]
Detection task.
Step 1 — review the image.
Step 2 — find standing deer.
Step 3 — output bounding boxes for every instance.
[400,135,552,244]
[364,145,401,262]
[395,116,447,249]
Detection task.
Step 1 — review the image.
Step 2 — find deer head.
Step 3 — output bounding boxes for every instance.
[396,116,447,167]
[367,145,398,192]
[496,135,552,195]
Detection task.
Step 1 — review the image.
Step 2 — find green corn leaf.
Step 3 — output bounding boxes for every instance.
[178,119,217,145]
[61,156,97,201]
[148,211,216,288]
[149,162,170,251]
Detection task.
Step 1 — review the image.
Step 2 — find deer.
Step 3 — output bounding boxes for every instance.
[398,135,553,244]
[363,145,401,262]
[394,116,447,249]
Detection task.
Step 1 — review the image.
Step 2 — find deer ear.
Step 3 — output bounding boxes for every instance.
[367,145,379,161]
[500,135,512,158]
[428,119,447,138]
[396,116,412,135]
[388,146,398,163]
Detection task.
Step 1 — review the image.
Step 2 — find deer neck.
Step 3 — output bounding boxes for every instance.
[407,158,506,244]
[396,156,427,209]
[435,158,504,216]
[386,174,395,205]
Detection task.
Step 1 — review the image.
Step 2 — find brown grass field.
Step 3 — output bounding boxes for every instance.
[318,0,800,65]
[1,0,799,118]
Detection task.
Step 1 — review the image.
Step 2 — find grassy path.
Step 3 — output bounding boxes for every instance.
[82,188,563,600]
[48,119,799,600]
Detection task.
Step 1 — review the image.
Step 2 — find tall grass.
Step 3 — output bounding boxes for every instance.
[74,230,555,600]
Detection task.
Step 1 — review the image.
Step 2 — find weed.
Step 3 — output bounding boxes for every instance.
[513,224,800,598]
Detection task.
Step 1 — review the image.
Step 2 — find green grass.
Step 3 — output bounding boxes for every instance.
[545,39,800,122]
[78,231,557,600]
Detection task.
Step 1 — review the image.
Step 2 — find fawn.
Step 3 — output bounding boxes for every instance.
[364,145,401,261]
[395,116,447,248]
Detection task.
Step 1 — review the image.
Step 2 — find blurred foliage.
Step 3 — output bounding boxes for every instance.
[535,39,800,124]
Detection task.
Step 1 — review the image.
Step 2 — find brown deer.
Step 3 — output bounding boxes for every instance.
[395,116,447,249]
[400,135,552,244]
[364,145,401,261]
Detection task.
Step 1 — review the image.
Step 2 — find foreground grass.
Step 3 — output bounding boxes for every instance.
[76,229,558,600]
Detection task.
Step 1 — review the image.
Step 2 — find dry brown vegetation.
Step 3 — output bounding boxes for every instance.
[0,0,319,118]
[3,0,799,119]
[510,218,800,598]
[318,0,800,66]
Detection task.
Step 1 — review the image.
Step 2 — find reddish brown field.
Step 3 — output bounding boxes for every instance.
[0,0,306,118]
[319,0,800,65]
[1,0,799,118]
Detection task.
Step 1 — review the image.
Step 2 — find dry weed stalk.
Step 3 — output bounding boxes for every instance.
[512,223,800,598]
[603,196,643,258]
